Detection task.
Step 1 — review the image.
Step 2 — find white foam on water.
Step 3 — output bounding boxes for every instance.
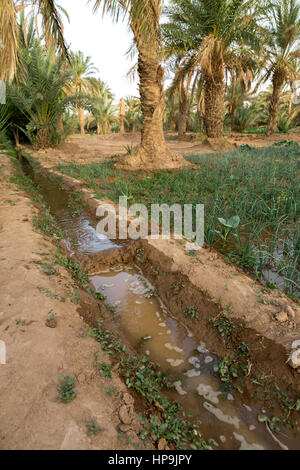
[185,369,201,378]
[166,358,185,367]
[197,342,209,353]
[164,343,183,353]
[203,402,240,430]
[204,356,214,364]
[173,380,187,396]
[188,356,201,368]
[197,384,222,404]
[233,432,264,451]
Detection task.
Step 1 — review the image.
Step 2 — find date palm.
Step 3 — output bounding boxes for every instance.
[91,0,185,169]
[91,92,117,134]
[263,0,300,135]
[69,51,98,134]
[164,0,262,138]
[125,96,142,132]
[8,41,73,149]
[0,0,69,82]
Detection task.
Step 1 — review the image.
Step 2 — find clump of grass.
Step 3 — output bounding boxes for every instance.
[57,374,77,403]
[86,419,102,436]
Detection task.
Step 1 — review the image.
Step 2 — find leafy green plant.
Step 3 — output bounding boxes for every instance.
[214,216,240,245]
[86,419,102,436]
[46,309,58,328]
[57,375,77,403]
[97,361,113,380]
[184,305,199,320]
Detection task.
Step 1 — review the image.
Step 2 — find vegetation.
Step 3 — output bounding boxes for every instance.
[57,374,77,403]
[59,144,299,299]
[1,0,300,151]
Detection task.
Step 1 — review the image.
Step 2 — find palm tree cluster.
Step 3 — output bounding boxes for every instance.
[0,0,300,162]
[162,0,300,138]
[0,2,124,148]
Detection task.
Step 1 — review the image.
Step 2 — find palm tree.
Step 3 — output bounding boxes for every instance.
[125,96,142,132]
[69,51,98,134]
[164,0,262,139]
[0,0,69,82]
[263,0,300,135]
[91,92,117,134]
[91,0,185,170]
[8,41,74,149]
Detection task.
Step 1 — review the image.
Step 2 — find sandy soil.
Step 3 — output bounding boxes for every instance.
[30,132,300,168]
[0,154,145,450]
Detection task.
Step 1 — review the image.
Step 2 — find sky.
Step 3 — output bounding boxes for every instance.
[59,0,139,101]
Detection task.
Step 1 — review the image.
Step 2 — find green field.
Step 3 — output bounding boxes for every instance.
[58,143,300,300]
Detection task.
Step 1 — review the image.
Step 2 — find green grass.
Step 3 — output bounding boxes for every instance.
[58,145,299,299]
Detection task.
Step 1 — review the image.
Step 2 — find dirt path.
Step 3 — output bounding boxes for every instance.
[30,132,300,168]
[0,154,144,450]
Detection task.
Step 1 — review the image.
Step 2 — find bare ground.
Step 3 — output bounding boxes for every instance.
[30,132,300,168]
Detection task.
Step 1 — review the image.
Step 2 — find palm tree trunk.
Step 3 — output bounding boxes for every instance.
[120,116,125,133]
[267,69,285,136]
[178,85,187,138]
[78,108,85,135]
[34,128,51,150]
[230,75,237,131]
[203,74,224,138]
[116,3,185,170]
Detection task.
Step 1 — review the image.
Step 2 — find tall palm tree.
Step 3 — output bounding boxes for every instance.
[263,0,300,135]
[87,77,115,134]
[91,92,117,134]
[91,0,185,169]
[164,0,262,138]
[69,51,98,134]
[0,0,69,82]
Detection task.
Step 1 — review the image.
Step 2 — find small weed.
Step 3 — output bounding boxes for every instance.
[136,248,145,264]
[5,199,16,206]
[86,419,102,436]
[154,266,160,276]
[104,386,115,395]
[45,309,58,328]
[15,318,27,326]
[211,311,237,345]
[57,375,77,403]
[184,306,199,320]
[95,357,113,380]
[170,280,184,293]
[144,288,157,298]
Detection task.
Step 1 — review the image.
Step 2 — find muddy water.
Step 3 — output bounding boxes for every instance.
[22,163,118,254]
[21,162,300,450]
[90,266,299,450]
